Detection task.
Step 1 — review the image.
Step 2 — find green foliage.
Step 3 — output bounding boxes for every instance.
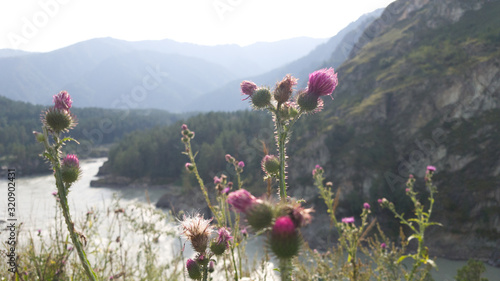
[455,259,489,281]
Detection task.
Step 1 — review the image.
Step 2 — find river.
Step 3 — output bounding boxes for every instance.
[2,158,499,280]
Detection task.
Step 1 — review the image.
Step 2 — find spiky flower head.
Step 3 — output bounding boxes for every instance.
[307,68,338,98]
[241,80,258,99]
[246,200,274,231]
[251,88,272,109]
[53,91,72,111]
[61,154,81,184]
[427,165,436,173]
[180,213,213,254]
[363,202,371,210]
[227,189,257,214]
[269,216,301,259]
[261,155,280,176]
[186,258,202,280]
[238,161,245,168]
[42,108,77,133]
[274,74,298,104]
[210,227,233,255]
[312,164,324,176]
[296,90,324,113]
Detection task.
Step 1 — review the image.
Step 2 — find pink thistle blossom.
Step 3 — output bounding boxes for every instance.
[427,165,436,172]
[227,189,257,213]
[62,154,79,168]
[240,81,258,100]
[213,176,221,184]
[381,242,387,250]
[341,217,355,224]
[307,68,338,98]
[272,216,296,237]
[238,161,245,168]
[363,202,371,210]
[53,91,72,111]
[216,227,233,248]
[181,124,188,130]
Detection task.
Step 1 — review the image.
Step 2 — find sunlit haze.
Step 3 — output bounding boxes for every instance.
[1,0,396,52]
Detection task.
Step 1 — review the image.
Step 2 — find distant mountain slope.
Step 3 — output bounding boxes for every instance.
[0,37,326,112]
[187,9,383,112]
[0,49,33,58]
[131,37,328,78]
[287,0,500,264]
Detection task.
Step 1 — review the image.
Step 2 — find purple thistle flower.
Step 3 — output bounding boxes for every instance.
[363,202,371,210]
[381,242,387,250]
[213,176,221,184]
[406,188,411,193]
[341,217,355,224]
[272,216,296,237]
[227,189,257,213]
[238,161,245,168]
[62,154,79,168]
[53,91,72,111]
[240,81,258,100]
[307,68,338,98]
[427,165,436,172]
[216,227,233,248]
[181,124,188,130]
[222,187,230,195]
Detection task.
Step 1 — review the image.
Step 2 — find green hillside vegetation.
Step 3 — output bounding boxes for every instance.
[0,96,182,174]
[103,110,273,190]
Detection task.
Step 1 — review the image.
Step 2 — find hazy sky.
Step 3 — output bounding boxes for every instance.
[1,0,395,52]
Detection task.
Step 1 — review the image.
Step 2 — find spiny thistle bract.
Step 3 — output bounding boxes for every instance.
[42,108,77,133]
[186,258,202,280]
[246,200,274,231]
[250,88,272,108]
[269,216,302,259]
[61,154,82,184]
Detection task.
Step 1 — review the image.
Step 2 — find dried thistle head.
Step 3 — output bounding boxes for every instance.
[180,213,213,254]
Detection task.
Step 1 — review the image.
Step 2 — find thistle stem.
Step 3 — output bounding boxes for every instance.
[43,129,97,281]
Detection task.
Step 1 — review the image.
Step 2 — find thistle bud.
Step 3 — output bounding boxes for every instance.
[185,163,195,172]
[208,260,215,273]
[33,131,45,143]
[186,259,202,280]
[251,88,272,109]
[261,155,280,176]
[61,154,81,184]
[42,108,77,133]
[246,201,274,231]
[297,91,319,112]
[269,216,301,259]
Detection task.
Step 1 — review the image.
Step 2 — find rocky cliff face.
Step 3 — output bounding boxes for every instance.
[287,0,500,266]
